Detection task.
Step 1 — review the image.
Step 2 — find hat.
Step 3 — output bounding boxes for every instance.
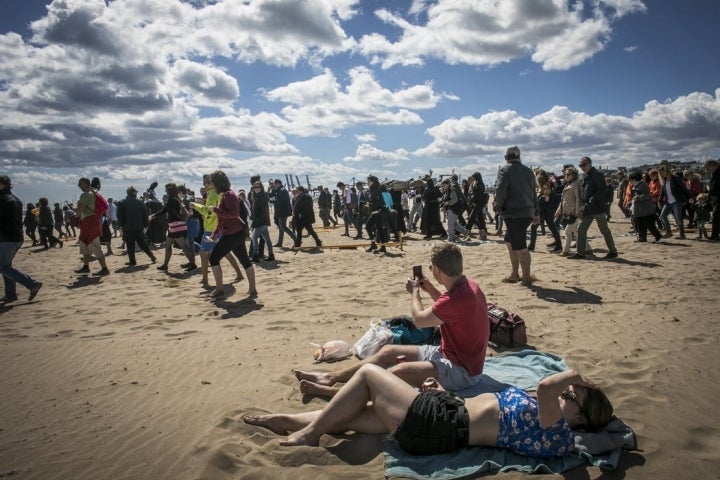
[505,146,521,159]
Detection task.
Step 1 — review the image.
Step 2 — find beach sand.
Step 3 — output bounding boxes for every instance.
[2,204,720,480]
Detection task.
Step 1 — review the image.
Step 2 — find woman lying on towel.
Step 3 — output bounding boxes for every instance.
[244,364,613,458]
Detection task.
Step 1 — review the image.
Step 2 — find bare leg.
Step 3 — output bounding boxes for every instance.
[226,254,244,281]
[300,380,340,398]
[200,251,210,283]
[210,264,224,297]
[281,364,418,446]
[293,345,431,395]
[503,243,521,282]
[244,406,389,436]
[517,249,533,286]
[245,265,257,295]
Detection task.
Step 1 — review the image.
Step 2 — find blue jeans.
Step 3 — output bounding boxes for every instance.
[660,201,685,237]
[251,225,273,257]
[274,215,296,246]
[1,242,38,299]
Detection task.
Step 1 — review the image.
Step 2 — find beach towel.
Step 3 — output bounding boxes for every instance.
[384,350,637,479]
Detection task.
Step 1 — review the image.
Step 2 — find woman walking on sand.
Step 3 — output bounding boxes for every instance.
[205,171,256,298]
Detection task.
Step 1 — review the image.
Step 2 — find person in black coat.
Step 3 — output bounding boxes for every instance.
[0,176,43,302]
[420,178,447,239]
[269,179,298,248]
[292,186,322,248]
[117,186,156,266]
[37,197,63,249]
[571,157,618,259]
[705,159,720,240]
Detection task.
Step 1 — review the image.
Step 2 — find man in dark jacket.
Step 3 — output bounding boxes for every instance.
[117,186,156,266]
[0,175,42,302]
[317,186,337,227]
[269,179,297,248]
[705,159,720,241]
[494,146,539,286]
[292,186,322,248]
[571,157,618,259]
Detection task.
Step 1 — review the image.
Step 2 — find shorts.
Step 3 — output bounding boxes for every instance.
[417,345,507,393]
[503,217,532,250]
[200,232,220,252]
[394,390,469,455]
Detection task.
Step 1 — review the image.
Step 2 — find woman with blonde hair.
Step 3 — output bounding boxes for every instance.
[555,167,587,256]
[657,164,691,239]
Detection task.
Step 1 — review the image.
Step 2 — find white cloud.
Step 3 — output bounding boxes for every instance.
[263,67,445,136]
[416,89,720,167]
[343,144,410,163]
[355,133,377,142]
[358,0,647,70]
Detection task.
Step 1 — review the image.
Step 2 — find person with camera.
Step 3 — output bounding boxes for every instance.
[293,243,496,398]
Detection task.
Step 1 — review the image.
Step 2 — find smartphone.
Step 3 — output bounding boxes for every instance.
[412,265,422,279]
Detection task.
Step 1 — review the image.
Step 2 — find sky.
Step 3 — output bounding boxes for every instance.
[1,0,719,204]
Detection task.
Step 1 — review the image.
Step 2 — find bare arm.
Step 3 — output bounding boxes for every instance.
[536,370,598,428]
[406,277,443,328]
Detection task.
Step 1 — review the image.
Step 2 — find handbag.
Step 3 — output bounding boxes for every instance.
[562,214,576,224]
[167,220,187,234]
[487,304,528,348]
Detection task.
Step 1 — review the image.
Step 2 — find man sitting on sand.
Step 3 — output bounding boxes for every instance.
[294,243,494,397]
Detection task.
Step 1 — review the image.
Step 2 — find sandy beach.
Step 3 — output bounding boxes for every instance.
[2,204,720,480]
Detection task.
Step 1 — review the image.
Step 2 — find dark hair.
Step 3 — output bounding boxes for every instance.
[583,389,614,432]
[177,184,187,195]
[628,171,642,181]
[165,183,178,197]
[250,175,261,185]
[39,197,49,206]
[0,175,10,187]
[211,171,231,193]
[91,177,101,190]
[430,243,463,277]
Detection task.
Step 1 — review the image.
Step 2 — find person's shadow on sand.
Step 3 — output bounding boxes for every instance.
[65,275,103,289]
[212,294,263,319]
[530,285,603,304]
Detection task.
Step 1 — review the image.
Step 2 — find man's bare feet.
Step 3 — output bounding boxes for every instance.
[279,429,319,447]
[234,273,244,282]
[209,288,225,298]
[299,379,340,398]
[293,369,333,386]
[243,414,291,435]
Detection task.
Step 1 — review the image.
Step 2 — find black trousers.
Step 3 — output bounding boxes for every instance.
[123,229,154,263]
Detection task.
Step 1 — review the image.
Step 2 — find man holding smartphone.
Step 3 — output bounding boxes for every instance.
[294,243,497,397]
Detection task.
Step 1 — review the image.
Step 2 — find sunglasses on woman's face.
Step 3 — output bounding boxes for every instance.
[561,389,589,423]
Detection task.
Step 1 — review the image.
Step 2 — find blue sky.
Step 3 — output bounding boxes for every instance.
[1,0,719,204]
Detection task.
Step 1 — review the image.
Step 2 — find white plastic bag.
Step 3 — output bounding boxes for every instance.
[352,320,394,359]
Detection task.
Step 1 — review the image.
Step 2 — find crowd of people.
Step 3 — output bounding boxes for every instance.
[2,152,719,305]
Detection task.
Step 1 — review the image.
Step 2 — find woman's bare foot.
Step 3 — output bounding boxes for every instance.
[293,369,333,386]
[234,273,244,282]
[299,379,340,398]
[279,428,319,447]
[209,288,225,298]
[243,414,293,435]
[248,290,257,296]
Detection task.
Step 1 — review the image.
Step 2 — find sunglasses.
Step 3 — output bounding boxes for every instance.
[561,389,589,423]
